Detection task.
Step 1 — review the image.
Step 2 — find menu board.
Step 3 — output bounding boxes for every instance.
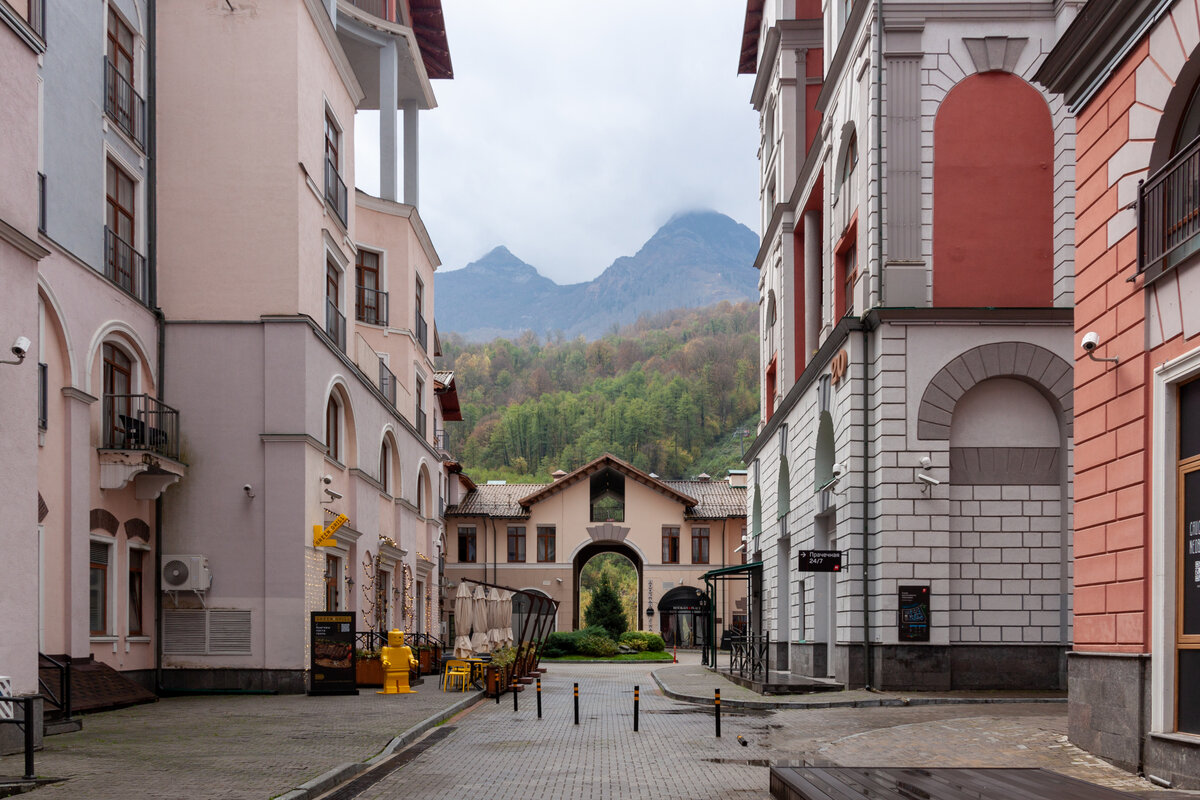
[1183,471,1200,636]
[898,585,931,642]
[309,611,357,695]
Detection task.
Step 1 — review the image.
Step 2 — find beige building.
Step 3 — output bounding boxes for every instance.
[443,455,748,646]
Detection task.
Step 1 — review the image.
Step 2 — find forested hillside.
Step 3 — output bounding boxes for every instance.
[440,301,759,482]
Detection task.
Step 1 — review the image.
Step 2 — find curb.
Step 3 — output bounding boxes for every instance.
[650,670,1067,711]
[274,690,486,800]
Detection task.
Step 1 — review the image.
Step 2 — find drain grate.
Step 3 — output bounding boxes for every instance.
[320,726,456,800]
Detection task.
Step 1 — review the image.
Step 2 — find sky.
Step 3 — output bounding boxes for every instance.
[353,1,761,285]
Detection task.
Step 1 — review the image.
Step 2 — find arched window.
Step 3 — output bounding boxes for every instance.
[103,342,133,448]
[379,437,392,494]
[325,395,340,460]
[814,411,835,491]
[840,131,857,187]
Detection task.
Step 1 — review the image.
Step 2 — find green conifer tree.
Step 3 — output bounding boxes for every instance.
[583,575,628,638]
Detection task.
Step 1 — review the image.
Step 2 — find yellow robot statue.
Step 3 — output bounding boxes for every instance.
[378,629,417,694]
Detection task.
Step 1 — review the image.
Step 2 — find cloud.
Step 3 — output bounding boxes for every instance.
[354,0,759,284]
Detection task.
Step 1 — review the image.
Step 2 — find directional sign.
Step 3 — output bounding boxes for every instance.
[797,550,842,572]
[313,513,348,547]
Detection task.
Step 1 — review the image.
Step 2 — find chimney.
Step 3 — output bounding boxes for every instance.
[727,470,748,488]
[551,470,567,481]
[697,473,711,482]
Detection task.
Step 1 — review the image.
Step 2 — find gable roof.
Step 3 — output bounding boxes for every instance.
[663,480,748,520]
[517,453,697,508]
[445,483,539,518]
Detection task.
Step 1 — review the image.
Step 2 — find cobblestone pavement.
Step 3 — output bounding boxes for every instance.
[333,660,1182,800]
[0,680,478,799]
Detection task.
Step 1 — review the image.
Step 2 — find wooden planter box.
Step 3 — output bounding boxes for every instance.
[486,665,511,695]
[418,649,433,674]
[356,658,384,687]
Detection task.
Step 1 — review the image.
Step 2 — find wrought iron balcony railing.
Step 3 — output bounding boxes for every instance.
[416,408,426,439]
[356,285,389,326]
[379,357,397,407]
[104,60,146,150]
[1139,134,1200,280]
[415,314,428,351]
[324,158,348,227]
[102,393,180,460]
[325,297,346,352]
[104,226,150,305]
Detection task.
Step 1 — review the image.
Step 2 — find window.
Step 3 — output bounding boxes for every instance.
[414,276,428,350]
[741,527,748,565]
[103,343,133,448]
[841,132,858,187]
[356,250,385,325]
[537,526,556,562]
[128,548,145,635]
[325,112,340,173]
[841,242,857,316]
[415,374,426,438]
[325,395,339,460]
[324,554,341,611]
[662,526,680,564]
[379,439,391,494]
[325,258,345,350]
[379,570,392,629]
[1176,378,1200,732]
[90,540,111,635]
[105,8,142,146]
[106,158,138,294]
[323,111,347,225]
[457,526,477,563]
[507,526,526,563]
[692,527,710,564]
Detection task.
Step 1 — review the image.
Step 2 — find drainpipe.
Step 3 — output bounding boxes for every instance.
[147,0,165,696]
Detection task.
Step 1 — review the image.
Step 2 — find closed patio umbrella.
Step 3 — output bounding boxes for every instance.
[486,587,503,650]
[453,582,473,659]
[502,590,514,648]
[471,584,489,654]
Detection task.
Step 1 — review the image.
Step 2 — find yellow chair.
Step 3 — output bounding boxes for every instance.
[441,659,471,692]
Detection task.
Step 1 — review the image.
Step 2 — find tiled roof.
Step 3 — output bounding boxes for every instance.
[444,484,540,518]
[663,480,748,519]
[446,480,746,520]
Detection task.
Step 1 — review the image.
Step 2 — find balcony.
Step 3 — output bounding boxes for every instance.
[324,158,348,228]
[415,314,428,351]
[379,357,397,406]
[345,0,399,21]
[104,226,150,305]
[1139,135,1200,281]
[325,297,347,352]
[356,285,389,326]
[102,394,180,460]
[104,60,146,150]
[38,362,47,430]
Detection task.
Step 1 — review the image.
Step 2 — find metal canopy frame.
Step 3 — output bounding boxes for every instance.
[699,562,762,668]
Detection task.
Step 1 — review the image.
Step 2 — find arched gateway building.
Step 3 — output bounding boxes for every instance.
[443,455,748,644]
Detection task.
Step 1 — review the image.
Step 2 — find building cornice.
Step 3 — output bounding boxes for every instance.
[0,1,45,54]
[0,216,49,261]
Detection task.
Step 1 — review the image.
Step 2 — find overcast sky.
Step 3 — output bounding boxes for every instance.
[354,1,760,285]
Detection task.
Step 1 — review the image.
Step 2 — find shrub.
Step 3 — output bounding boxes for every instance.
[619,631,665,652]
[583,576,629,638]
[618,631,647,651]
[576,634,619,658]
[543,626,611,657]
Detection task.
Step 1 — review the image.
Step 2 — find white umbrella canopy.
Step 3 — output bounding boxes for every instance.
[486,587,503,650]
[471,584,490,654]
[502,590,514,648]
[453,582,473,659]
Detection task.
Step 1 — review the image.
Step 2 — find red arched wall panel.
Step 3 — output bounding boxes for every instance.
[933,73,1054,307]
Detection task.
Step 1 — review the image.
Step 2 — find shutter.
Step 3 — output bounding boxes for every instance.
[163,609,206,654]
[208,610,252,655]
[90,541,109,565]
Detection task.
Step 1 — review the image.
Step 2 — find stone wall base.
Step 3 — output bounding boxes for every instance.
[159,669,308,694]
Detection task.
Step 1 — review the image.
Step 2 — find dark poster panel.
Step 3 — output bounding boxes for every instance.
[898,585,931,642]
[1181,378,1200,461]
[309,611,357,695]
[1180,650,1200,734]
[1183,470,1200,636]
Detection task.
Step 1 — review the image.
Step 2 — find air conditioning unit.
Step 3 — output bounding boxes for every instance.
[162,555,212,592]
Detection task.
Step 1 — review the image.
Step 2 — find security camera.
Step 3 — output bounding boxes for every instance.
[11,336,30,359]
[917,473,940,487]
[323,488,343,500]
[918,456,933,470]
[1081,331,1100,352]
[243,484,255,498]
[321,474,334,485]
[831,462,847,479]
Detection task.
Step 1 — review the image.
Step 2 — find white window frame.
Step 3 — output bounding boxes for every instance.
[89,534,118,641]
[1152,345,1200,734]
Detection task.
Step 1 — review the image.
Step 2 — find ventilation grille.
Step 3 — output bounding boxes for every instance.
[163,609,252,656]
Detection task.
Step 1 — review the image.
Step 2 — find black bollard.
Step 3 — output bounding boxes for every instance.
[715,689,721,738]
[574,682,579,725]
[633,685,640,732]
[513,675,518,712]
[537,678,542,719]
[495,669,501,704]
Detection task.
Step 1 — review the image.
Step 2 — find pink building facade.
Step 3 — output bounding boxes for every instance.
[1038,0,1200,786]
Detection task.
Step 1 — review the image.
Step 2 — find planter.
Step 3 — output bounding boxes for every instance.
[418,649,433,674]
[486,665,511,695]
[356,658,384,687]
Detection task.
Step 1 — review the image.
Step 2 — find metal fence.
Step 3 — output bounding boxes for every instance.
[728,633,770,682]
[104,226,150,306]
[104,60,146,149]
[324,158,348,227]
[356,285,389,326]
[102,393,181,460]
[1139,134,1200,277]
[325,297,346,352]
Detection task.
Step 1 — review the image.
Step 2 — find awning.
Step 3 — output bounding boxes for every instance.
[700,562,762,581]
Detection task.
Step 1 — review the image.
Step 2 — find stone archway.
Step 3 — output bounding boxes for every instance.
[572,541,643,631]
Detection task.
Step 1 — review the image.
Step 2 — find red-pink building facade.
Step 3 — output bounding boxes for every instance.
[1039,0,1200,785]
